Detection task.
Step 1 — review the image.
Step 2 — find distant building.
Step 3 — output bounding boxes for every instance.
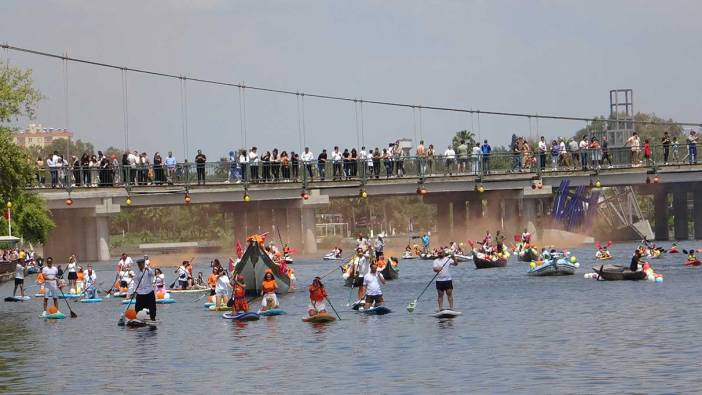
[13,124,73,148]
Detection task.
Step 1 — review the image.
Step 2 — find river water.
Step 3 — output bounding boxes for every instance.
[1,241,701,394]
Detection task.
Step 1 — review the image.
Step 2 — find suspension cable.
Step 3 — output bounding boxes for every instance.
[240,83,248,149]
[296,93,303,152]
[2,43,698,128]
[121,68,129,151]
[63,53,70,159]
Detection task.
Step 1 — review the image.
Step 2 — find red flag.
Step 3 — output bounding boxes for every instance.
[278,257,288,277]
[228,257,235,273]
[235,240,243,259]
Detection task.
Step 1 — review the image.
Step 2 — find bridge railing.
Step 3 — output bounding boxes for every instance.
[28,144,698,189]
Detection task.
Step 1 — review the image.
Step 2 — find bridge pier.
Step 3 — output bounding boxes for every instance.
[672,186,689,240]
[694,184,702,240]
[468,199,483,220]
[654,189,669,241]
[451,200,467,237]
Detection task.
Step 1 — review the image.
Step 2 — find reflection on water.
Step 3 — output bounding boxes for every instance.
[1,241,702,393]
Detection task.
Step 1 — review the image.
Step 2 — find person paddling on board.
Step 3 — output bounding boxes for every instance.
[154,268,165,296]
[432,248,457,311]
[175,261,191,290]
[134,258,156,321]
[41,257,59,317]
[230,274,249,314]
[207,267,218,304]
[214,267,230,308]
[349,247,370,306]
[259,270,279,312]
[83,265,98,299]
[118,253,133,272]
[686,250,697,265]
[13,259,26,298]
[362,261,385,311]
[307,277,328,317]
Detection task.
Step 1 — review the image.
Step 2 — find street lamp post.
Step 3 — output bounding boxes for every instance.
[5,202,12,237]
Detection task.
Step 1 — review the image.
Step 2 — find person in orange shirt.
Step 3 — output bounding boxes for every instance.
[76,267,85,291]
[207,267,218,303]
[259,270,279,311]
[231,274,248,313]
[307,276,328,317]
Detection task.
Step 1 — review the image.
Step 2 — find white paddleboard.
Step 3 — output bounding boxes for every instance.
[433,310,462,318]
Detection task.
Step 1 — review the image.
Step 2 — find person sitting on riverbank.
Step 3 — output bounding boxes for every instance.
[230,275,248,314]
[307,277,328,317]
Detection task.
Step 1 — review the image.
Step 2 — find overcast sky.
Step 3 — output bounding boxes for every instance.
[2,0,701,159]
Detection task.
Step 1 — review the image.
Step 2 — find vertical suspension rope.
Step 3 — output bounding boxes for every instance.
[477,110,481,143]
[359,100,365,147]
[63,53,70,159]
[296,93,303,152]
[240,83,248,149]
[418,106,423,141]
[183,78,190,160]
[121,68,129,151]
[412,106,418,145]
[179,77,187,160]
[470,109,475,137]
[354,100,360,148]
[301,94,307,149]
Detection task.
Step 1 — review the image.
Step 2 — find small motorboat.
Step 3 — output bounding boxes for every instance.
[474,254,508,269]
[527,259,577,276]
[592,265,647,281]
[323,253,342,261]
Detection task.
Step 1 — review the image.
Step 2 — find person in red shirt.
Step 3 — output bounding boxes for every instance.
[307,277,328,317]
[643,139,652,166]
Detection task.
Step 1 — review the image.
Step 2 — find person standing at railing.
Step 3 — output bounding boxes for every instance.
[35,156,45,187]
[589,137,601,170]
[351,148,359,178]
[291,151,300,181]
[471,142,481,175]
[600,135,612,168]
[139,152,150,185]
[579,136,589,171]
[237,149,248,182]
[195,149,207,185]
[550,140,559,171]
[481,140,491,174]
[317,149,327,181]
[671,137,680,164]
[342,148,351,180]
[538,136,547,170]
[226,151,237,184]
[643,139,652,166]
[110,154,120,185]
[626,132,641,167]
[271,148,281,182]
[47,151,59,188]
[416,140,426,176]
[165,151,177,185]
[331,146,342,180]
[687,130,698,164]
[372,148,381,179]
[394,142,404,177]
[360,146,368,179]
[301,147,314,181]
[457,139,469,173]
[661,132,671,165]
[280,150,290,180]
[71,155,81,187]
[444,144,456,176]
[127,150,138,185]
[261,150,271,182]
[567,138,578,170]
[153,152,164,185]
[249,147,260,181]
[510,134,520,172]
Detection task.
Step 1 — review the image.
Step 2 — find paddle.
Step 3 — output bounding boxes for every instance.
[170,257,195,289]
[56,280,78,318]
[325,296,342,320]
[407,254,455,313]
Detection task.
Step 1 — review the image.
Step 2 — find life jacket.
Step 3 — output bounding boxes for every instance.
[234,283,246,298]
[207,274,217,287]
[308,284,327,302]
[77,272,84,281]
[261,279,277,294]
[37,273,45,284]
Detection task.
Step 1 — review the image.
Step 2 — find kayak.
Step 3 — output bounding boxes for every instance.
[80,298,103,303]
[302,313,336,323]
[42,312,65,319]
[401,253,418,260]
[322,254,341,261]
[433,310,462,319]
[222,312,260,321]
[122,298,176,305]
[5,296,31,302]
[685,260,702,267]
[359,306,392,315]
[259,308,286,316]
[595,255,613,260]
[592,265,647,281]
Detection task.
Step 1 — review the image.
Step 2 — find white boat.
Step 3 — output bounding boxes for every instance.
[527,258,577,276]
[323,253,342,261]
[454,254,473,262]
[401,252,417,260]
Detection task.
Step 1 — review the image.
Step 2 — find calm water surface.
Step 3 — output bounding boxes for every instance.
[1,241,702,394]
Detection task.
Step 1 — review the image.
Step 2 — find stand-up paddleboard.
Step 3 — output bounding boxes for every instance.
[80,298,103,303]
[351,300,364,311]
[259,308,286,316]
[41,312,66,319]
[359,306,392,315]
[5,296,31,302]
[433,310,462,319]
[58,294,81,299]
[302,313,336,323]
[208,305,230,311]
[222,312,260,321]
[124,319,157,330]
[122,298,176,305]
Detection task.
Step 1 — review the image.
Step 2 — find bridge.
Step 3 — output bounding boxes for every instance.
[32,149,702,261]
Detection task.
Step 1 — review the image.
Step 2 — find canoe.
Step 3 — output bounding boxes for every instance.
[80,298,103,303]
[685,260,701,267]
[433,310,462,319]
[5,296,31,302]
[380,258,399,281]
[592,265,647,281]
[259,308,286,316]
[302,313,336,323]
[527,259,577,276]
[122,298,176,305]
[359,306,391,315]
[474,256,508,269]
[222,312,260,321]
[42,311,65,319]
[455,254,473,262]
[234,240,291,297]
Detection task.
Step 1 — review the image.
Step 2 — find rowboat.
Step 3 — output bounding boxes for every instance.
[379,258,399,280]
[527,259,577,276]
[592,265,647,281]
[234,238,291,296]
[474,254,508,269]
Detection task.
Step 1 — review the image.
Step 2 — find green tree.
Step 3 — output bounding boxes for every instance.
[0,62,55,243]
[452,130,476,150]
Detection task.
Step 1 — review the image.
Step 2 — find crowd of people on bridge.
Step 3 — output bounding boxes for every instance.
[30,130,699,188]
